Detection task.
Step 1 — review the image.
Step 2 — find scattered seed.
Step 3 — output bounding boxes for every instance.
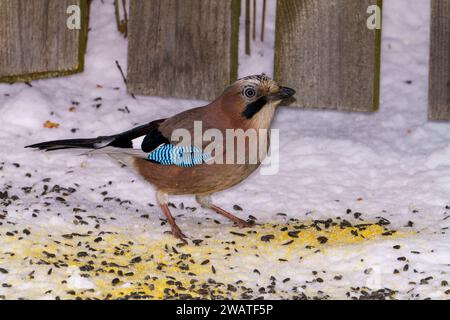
[287,231,300,238]
[317,236,328,244]
[230,231,246,237]
[130,256,142,264]
[282,240,294,246]
[260,235,275,242]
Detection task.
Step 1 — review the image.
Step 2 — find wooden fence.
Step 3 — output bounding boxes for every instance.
[127,0,240,101]
[429,0,450,121]
[274,0,381,112]
[0,0,449,121]
[0,0,88,83]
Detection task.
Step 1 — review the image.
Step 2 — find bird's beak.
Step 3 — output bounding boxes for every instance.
[270,86,296,100]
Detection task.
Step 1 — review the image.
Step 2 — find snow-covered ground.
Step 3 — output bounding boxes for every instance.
[0,0,448,300]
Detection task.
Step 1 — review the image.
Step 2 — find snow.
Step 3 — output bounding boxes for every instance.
[238,0,277,77]
[66,273,95,291]
[0,0,448,300]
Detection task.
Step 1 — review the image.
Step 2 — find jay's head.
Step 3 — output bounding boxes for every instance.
[217,74,296,123]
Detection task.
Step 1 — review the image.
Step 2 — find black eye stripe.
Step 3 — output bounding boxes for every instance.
[242,96,267,119]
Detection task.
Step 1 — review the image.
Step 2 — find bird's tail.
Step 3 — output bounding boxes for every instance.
[25,136,116,151]
[26,121,164,152]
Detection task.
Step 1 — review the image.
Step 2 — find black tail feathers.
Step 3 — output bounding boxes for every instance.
[25,119,166,152]
[25,136,117,152]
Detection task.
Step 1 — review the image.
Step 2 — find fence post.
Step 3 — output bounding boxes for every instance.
[0,0,89,83]
[274,0,382,112]
[429,0,450,121]
[127,0,240,101]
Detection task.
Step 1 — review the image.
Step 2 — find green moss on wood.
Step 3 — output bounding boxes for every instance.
[372,0,383,111]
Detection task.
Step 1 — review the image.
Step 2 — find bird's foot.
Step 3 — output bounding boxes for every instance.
[171,225,188,244]
[211,205,253,229]
[234,218,254,229]
[160,202,188,244]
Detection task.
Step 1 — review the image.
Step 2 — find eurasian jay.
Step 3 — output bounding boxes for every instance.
[27,75,296,243]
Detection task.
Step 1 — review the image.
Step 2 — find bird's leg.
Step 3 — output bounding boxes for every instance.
[195,195,252,228]
[156,191,187,243]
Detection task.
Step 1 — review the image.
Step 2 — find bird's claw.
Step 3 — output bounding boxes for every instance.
[235,219,254,229]
[171,226,188,244]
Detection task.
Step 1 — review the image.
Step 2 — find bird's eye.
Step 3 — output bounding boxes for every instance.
[243,87,256,99]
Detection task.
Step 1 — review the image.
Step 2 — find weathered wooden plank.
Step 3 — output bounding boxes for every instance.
[0,0,89,83]
[274,0,382,112]
[127,0,240,100]
[429,0,450,121]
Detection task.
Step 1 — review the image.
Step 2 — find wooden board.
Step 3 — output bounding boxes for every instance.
[274,0,382,112]
[0,0,88,83]
[127,0,240,101]
[429,0,450,121]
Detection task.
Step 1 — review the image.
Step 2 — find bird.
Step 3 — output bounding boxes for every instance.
[26,74,296,243]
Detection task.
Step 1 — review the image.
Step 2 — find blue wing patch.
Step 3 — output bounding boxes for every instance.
[147,144,210,167]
